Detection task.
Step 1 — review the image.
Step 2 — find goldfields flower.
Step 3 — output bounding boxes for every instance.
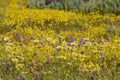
[56,56,67,60]
[46,37,52,41]
[56,46,62,50]
[12,58,19,63]
[16,64,23,70]
[4,37,9,41]
[67,62,72,66]
[33,39,39,43]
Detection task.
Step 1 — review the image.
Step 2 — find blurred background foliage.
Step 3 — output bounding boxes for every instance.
[26,0,120,14]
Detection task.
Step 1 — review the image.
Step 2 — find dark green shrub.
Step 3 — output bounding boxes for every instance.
[26,0,120,14]
[79,0,120,14]
[26,0,46,9]
[26,0,84,10]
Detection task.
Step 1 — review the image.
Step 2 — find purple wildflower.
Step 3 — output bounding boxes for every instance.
[31,61,35,67]
[97,39,102,43]
[46,57,51,64]
[16,76,20,80]
[23,37,28,44]
[70,37,75,42]
[0,78,2,80]
[34,71,39,78]
[80,37,86,45]
[111,56,115,60]
[67,42,72,47]
[106,37,111,42]
[39,63,44,67]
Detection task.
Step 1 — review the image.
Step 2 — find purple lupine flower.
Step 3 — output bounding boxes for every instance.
[0,78,2,80]
[89,39,92,43]
[16,76,20,80]
[80,37,86,45]
[70,37,75,42]
[46,57,50,64]
[97,39,102,43]
[39,63,44,67]
[31,61,35,67]
[106,37,111,42]
[100,56,106,62]
[34,71,39,78]
[67,42,72,47]
[23,37,28,44]
[20,42,23,47]
[111,56,115,60]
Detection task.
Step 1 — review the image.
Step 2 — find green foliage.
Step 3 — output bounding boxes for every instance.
[26,0,82,10]
[26,0,120,14]
[80,0,120,14]
[26,0,46,9]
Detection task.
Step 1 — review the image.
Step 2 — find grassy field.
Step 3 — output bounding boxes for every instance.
[0,0,120,80]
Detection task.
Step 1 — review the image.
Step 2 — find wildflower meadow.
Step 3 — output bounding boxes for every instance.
[0,0,120,80]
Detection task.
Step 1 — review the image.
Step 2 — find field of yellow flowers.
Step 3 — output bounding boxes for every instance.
[0,0,120,80]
